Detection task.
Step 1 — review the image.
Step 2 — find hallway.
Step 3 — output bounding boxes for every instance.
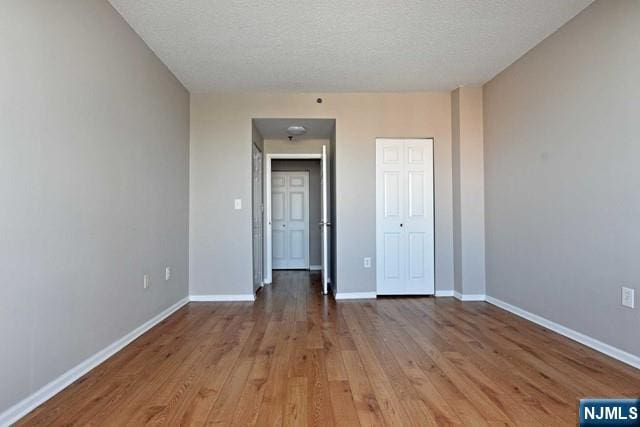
[19,271,640,426]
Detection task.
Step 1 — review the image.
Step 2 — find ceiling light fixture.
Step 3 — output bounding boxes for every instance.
[287,125,307,136]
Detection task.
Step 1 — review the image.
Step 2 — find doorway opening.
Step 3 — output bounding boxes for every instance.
[252,118,336,295]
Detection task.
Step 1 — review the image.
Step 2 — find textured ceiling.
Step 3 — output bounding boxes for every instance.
[109,0,592,92]
[254,118,335,140]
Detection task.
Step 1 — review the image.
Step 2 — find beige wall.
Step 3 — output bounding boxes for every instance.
[451,87,486,296]
[0,0,190,417]
[190,92,453,295]
[484,0,640,357]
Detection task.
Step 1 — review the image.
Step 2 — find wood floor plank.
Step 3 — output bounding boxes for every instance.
[284,376,308,426]
[328,380,361,427]
[341,350,386,426]
[321,321,348,382]
[306,349,335,426]
[176,318,255,425]
[341,307,413,426]
[230,319,284,425]
[16,271,640,426]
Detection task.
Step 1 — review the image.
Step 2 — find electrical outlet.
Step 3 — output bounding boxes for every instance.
[234,199,242,210]
[622,287,635,309]
[165,267,171,281]
[364,257,372,268]
[143,274,150,289]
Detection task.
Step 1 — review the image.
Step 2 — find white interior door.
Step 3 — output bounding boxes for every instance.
[320,145,329,294]
[252,144,263,292]
[272,171,310,269]
[376,138,434,295]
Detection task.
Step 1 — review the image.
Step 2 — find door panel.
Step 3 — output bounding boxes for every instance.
[383,233,401,279]
[272,229,286,268]
[408,171,425,218]
[382,145,401,164]
[289,230,305,260]
[376,138,434,295]
[405,139,434,294]
[383,172,401,218]
[272,192,285,221]
[407,145,425,163]
[290,176,305,187]
[271,171,309,270]
[408,232,425,279]
[289,192,304,221]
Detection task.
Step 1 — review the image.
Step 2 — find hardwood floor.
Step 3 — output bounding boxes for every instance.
[18,271,640,426]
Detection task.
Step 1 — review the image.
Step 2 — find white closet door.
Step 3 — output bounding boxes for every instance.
[272,171,310,270]
[404,140,434,294]
[376,141,405,294]
[376,138,434,295]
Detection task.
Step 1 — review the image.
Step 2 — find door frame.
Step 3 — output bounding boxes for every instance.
[251,143,264,292]
[264,153,322,284]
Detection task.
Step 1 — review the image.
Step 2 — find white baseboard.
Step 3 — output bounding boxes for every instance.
[335,292,377,300]
[435,290,454,297]
[454,291,487,301]
[309,265,322,271]
[189,294,255,302]
[434,290,486,300]
[0,297,189,427]
[486,296,640,370]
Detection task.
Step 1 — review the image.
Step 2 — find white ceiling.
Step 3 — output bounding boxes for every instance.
[254,118,335,140]
[109,0,592,93]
